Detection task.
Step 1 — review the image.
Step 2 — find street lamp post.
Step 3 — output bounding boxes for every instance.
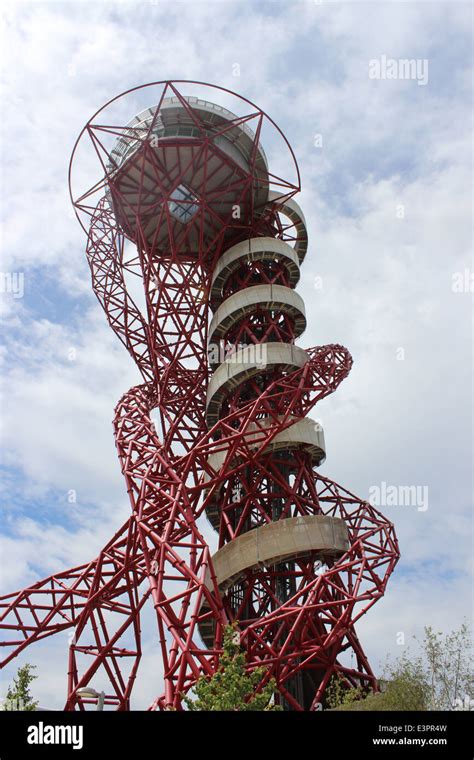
[76,687,105,711]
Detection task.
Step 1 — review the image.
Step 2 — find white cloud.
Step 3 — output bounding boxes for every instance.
[0,0,471,709]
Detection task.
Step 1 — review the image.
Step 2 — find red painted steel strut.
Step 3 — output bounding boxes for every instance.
[0,82,399,710]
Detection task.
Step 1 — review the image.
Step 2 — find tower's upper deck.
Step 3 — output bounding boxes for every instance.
[70,81,303,266]
[107,97,268,176]
[105,96,270,251]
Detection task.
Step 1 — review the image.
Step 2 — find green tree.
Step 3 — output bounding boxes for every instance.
[183,625,281,711]
[329,657,430,711]
[328,622,472,712]
[326,673,365,710]
[1,664,38,711]
[422,622,473,709]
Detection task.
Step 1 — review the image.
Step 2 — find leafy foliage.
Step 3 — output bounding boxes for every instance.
[184,625,280,711]
[422,622,473,710]
[1,664,38,711]
[328,658,429,711]
[326,674,366,709]
[328,622,473,711]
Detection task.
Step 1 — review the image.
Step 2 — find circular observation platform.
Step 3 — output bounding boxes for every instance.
[70,81,302,261]
[104,96,269,249]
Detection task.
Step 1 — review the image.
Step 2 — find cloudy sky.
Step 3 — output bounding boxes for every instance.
[0,0,472,709]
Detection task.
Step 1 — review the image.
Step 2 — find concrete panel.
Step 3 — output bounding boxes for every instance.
[210,237,301,309]
[206,515,349,593]
[206,342,309,427]
[208,284,306,358]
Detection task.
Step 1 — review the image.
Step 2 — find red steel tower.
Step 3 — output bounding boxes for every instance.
[0,81,399,710]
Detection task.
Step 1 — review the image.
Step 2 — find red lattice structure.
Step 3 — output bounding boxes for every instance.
[0,81,399,710]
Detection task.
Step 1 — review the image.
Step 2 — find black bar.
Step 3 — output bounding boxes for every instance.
[0,710,472,758]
